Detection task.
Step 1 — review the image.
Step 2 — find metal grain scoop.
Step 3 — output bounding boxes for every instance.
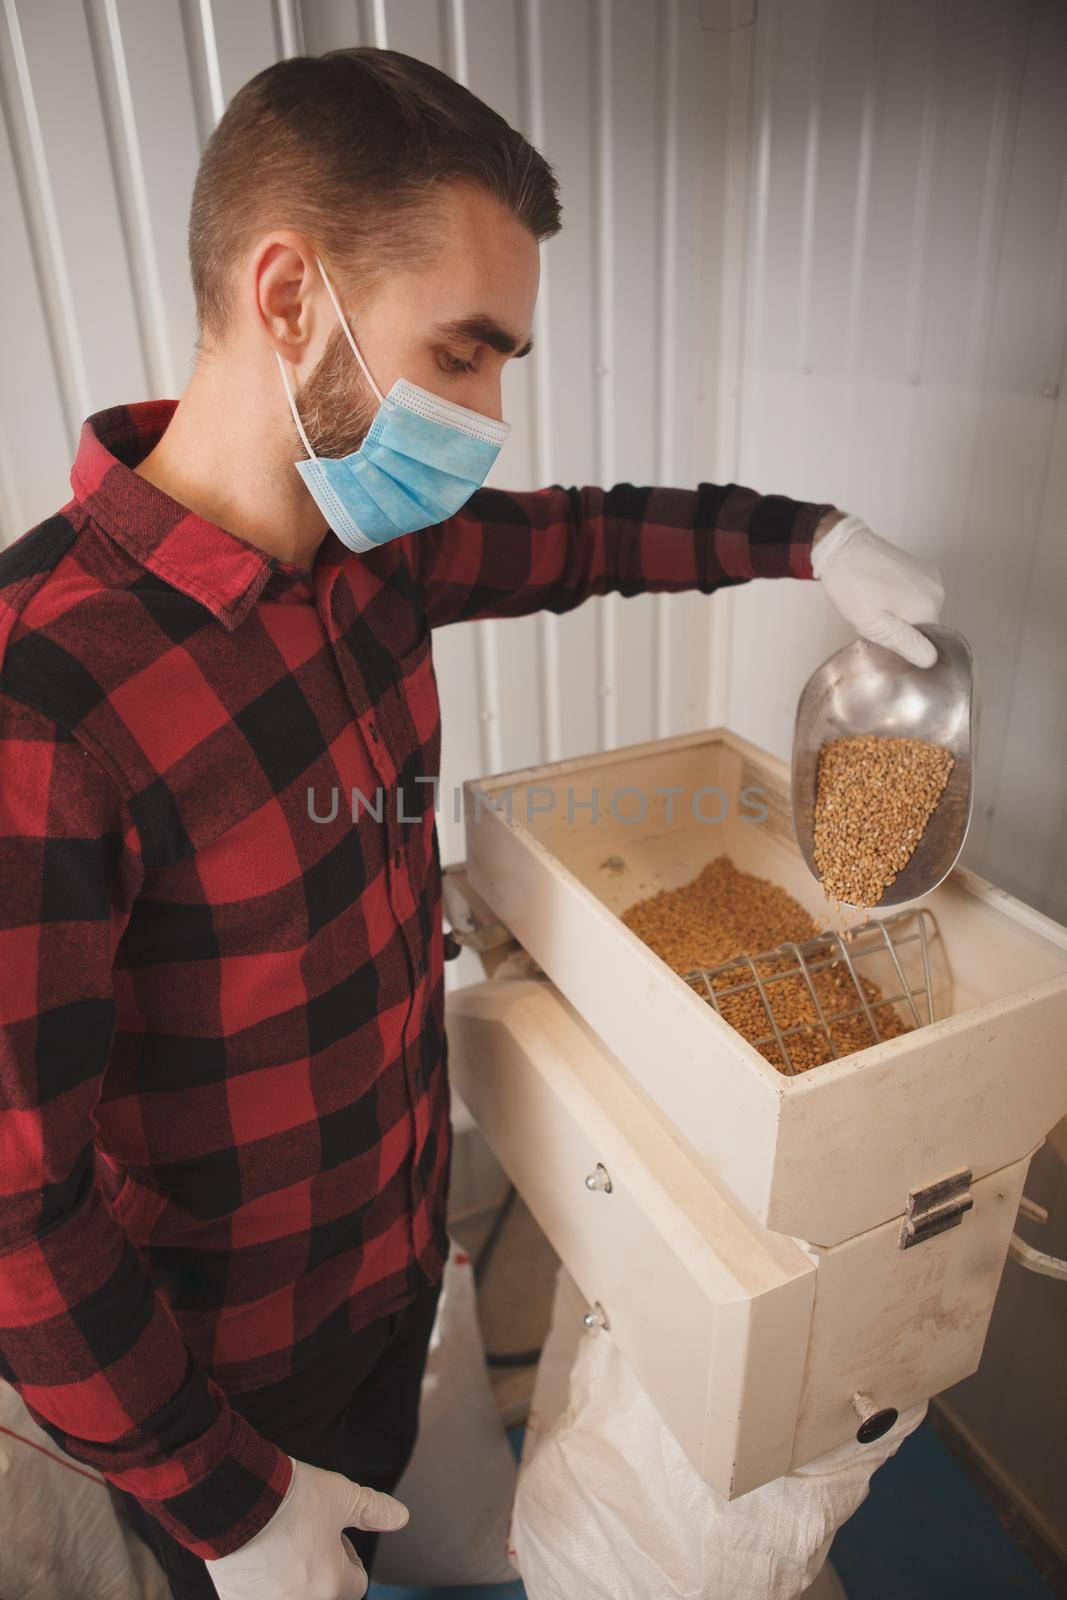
[791,623,978,908]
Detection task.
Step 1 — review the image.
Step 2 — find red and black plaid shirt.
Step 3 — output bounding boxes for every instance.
[0,398,831,1557]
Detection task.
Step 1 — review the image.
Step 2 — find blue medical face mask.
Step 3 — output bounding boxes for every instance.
[276,255,510,553]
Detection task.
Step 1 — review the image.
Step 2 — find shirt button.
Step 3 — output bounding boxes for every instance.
[368,722,379,743]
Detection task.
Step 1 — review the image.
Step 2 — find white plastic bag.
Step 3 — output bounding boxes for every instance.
[0,1380,170,1600]
[371,1238,520,1588]
[511,1268,925,1600]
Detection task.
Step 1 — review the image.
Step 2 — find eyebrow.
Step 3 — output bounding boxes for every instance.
[432,315,535,359]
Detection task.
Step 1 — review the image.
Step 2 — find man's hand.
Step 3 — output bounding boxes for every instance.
[811,513,945,668]
[205,1456,409,1600]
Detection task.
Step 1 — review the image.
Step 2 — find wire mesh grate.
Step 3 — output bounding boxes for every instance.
[681,908,937,1076]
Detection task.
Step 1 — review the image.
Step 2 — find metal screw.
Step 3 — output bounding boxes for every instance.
[583,1301,609,1330]
[585,1163,613,1193]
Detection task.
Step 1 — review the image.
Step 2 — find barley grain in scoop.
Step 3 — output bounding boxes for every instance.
[813,736,954,909]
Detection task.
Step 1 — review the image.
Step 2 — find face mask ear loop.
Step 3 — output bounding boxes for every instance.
[275,351,320,462]
[313,254,386,407]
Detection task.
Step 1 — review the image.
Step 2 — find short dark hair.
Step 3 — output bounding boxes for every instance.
[188,47,561,345]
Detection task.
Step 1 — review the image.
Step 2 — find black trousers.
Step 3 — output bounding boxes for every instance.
[111,1278,443,1600]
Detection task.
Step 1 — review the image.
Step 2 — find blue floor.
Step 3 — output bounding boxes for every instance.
[369,1572,525,1599]
[831,1420,1053,1599]
[369,1419,1053,1600]
[369,1572,524,1598]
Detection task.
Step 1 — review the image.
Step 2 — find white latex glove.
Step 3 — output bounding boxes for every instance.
[205,1455,409,1600]
[811,513,945,668]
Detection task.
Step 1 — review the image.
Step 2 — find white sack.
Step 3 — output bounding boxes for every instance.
[371,1238,520,1588]
[511,1275,924,1600]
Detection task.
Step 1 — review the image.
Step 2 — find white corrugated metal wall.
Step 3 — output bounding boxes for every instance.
[720,0,1067,927]
[2,0,1066,923]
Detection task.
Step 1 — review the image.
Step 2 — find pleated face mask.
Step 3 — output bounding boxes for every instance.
[276,254,510,554]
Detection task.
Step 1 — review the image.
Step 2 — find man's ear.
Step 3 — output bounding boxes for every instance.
[253,233,325,367]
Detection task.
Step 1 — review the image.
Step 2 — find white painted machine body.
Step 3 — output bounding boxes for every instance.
[444,729,1067,1498]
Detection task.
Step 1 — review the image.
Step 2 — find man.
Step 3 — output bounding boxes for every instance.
[0,46,942,1600]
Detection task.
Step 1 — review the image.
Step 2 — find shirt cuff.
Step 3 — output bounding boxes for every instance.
[794,503,841,581]
[139,1410,295,1560]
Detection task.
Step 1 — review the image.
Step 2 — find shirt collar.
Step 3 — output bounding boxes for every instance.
[70,400,323,630]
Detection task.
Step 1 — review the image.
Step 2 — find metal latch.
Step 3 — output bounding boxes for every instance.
[899,1168,973,1249]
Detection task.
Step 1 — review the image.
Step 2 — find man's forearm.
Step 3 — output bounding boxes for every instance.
[0,690,291,1559]
[1,1191,294,1558]
[409,479,838,627]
